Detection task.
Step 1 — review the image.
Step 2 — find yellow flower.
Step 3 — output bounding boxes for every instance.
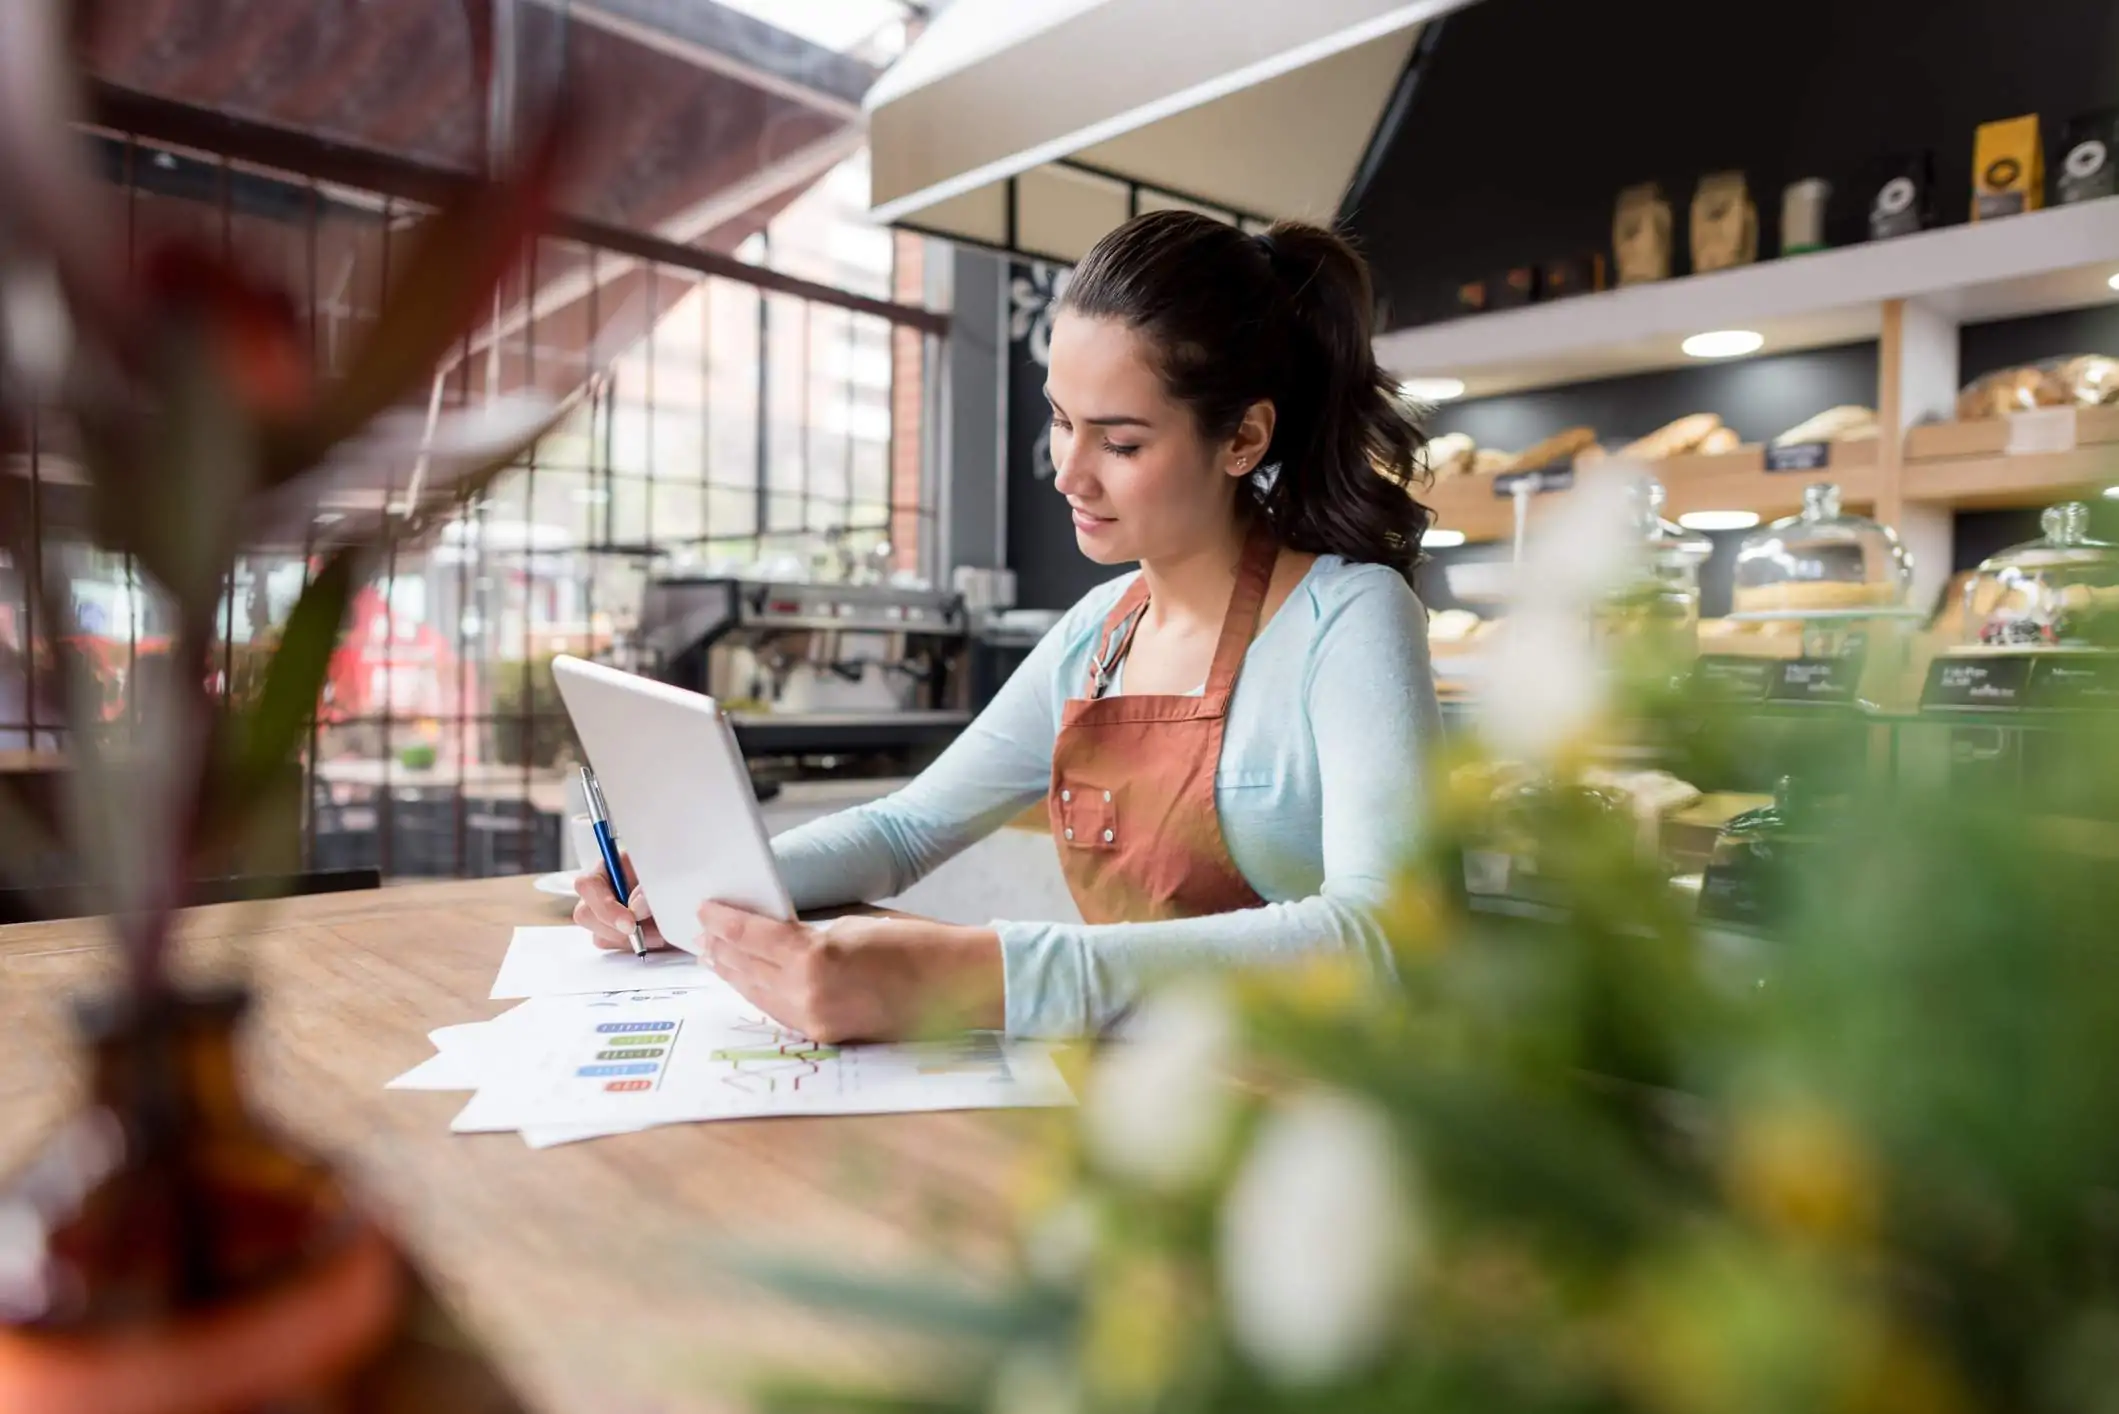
[1083,1255,1191,1403]
[1726,1101,1877,1248]
[1380,875,1448,956]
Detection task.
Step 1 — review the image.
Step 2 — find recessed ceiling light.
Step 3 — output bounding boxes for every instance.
[1401,377,1467,403]
[2108,272,2119,292]
[1425,527,1468,548]
[1682,329,1765,359]
[1677,509,1761,532]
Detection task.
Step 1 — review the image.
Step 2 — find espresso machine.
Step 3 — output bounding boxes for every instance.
[637,575,969,779]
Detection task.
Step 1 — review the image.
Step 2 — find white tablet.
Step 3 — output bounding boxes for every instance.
[549,655,794,951]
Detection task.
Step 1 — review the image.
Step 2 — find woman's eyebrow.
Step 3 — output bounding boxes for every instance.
[1044,386,1150,427]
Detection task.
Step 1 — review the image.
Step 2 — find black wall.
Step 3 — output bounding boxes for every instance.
[1355,0,2119,327]
[1006,261,1130,610]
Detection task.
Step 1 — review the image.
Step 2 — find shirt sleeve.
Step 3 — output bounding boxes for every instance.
[993,570,1440,1038]
[770,579,1124,909]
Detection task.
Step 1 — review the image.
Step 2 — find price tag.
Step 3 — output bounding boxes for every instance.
[2005,406,2079,455]
[1921,655,2035,709]
[2030,655,2119,708]
[1766,656,1862,704]
[1763,441,1831,472]
[1694,655,1780,701]
[1491,465,1576,499]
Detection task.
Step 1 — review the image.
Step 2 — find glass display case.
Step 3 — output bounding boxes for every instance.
[1731,482,1912,616]
[1957,501,2119,651]
[1599,476,1713,645]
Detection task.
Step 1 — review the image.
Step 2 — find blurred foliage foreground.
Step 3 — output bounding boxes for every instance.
[740,648,2119,1414]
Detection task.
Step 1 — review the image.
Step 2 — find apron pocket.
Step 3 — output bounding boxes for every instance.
[1056,782,1119,850]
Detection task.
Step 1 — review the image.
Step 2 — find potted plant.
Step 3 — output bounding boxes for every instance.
[0,2,589,1405]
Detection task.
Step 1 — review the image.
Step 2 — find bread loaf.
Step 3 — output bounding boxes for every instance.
[1424,432,1477,479]
[1502,426,1599,473]
[1774,406,1878,446]
[1619,413,1722,461]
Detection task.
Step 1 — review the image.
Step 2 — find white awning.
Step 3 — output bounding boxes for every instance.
[865,0,1473,262]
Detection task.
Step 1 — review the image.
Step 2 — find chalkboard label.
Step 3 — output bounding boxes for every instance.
[2032,655,2119,708]
[1922,655,2035,709]
[1492,465,1575,499]
[1764,441,1830,472]
[1767,656,1863,704]
[1694,655,1780,701]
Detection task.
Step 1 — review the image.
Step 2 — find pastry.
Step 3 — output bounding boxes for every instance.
[1619,413,1723,461]
[1732,580,1901,613]
[1423,432,1476,479]
[1502,426,1599,474]
[1774,406,1878,445]
[2055,355,2119,406]
[1698,426,1743,455]
[1427,608,1483,642]
[1957,368,2055,420]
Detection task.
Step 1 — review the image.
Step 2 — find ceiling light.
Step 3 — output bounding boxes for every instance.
[2109,272,2119,292]
[1677,509,1761,532]
[1425,527,1468,548]
[2103,485,2119,499]
[1681,329,1765,359]
[1401,377,1466,403]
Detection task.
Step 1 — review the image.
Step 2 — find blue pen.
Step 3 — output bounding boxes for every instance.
[580,765,647,958]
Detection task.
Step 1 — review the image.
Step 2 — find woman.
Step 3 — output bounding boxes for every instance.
[575,211,1442,1041]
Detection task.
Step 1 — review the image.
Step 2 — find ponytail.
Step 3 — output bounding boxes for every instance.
[1059,211,1431,573]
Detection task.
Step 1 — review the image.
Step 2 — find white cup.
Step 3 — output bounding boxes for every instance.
[568,812,605,876]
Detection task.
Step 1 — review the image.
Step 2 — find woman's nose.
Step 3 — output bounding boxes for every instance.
[1052,434,1094,497]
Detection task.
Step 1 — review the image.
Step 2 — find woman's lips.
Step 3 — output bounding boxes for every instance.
[1071,507,1115,533]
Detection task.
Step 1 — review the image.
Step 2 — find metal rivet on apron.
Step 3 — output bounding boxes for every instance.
[1103,828,1114,843]
[1064,827,1075,841]
[1062,789,1071,803]
[1103,790,1111,803]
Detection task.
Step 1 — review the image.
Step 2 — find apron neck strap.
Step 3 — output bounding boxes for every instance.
[1082,520,1281,699]
[1201,520,1280,696]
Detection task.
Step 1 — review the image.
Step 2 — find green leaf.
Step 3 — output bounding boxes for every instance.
[202,546,363,842]
[256,116,568,488]
[748,1379,979,1414]
[724,1251,1060,1343]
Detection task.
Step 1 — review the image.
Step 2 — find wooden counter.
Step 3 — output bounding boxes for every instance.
[0,878,1050,1413]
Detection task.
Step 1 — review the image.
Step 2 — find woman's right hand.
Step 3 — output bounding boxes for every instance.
[572,853,671,952]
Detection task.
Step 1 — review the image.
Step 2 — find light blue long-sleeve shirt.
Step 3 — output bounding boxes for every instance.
[772,555,1442,1038]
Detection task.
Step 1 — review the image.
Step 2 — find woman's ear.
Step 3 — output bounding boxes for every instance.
[1223,400,1276,479]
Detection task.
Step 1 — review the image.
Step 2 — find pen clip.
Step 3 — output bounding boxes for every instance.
[580,766,610,823]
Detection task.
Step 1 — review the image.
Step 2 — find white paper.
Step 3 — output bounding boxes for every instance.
[449,988,1073,1134]
[489,925,723,1000]
[2007,405,2079,455]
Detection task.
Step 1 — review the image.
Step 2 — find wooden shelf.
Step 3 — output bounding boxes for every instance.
[1902,446,2119,510]
[1423,452,1880,545]
[1376,198,2119,398]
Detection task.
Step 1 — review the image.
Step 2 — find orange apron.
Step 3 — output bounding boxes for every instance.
[1048,524,1280,925]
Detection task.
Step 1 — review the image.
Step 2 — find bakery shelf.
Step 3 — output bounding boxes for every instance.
[1376,197,2119,398]
[1424,455,1881,545]
[1900,446,2119,510]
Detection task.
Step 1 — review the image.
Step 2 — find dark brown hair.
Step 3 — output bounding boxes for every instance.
[1057,210,1430,572]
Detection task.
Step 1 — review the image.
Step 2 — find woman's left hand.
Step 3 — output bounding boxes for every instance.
[695,903,1005,1044]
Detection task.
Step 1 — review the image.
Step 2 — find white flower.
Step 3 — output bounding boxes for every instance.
[1218,1091,1416,1386]
[1082,981,1237,1191]
[1476,463,1645,763]
[1022,1196,1099,1286]
[989,1345,1081,1414]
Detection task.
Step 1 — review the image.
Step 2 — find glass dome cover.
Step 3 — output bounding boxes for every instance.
[1602,476,1712,631]
[1961,501,2119,650]
[1731,483,1912,614]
